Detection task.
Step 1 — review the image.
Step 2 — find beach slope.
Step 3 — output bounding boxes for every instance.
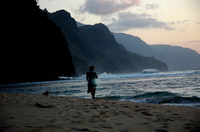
[0,93,200,132]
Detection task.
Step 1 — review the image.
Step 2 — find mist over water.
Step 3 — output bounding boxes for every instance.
[0,70,200,108]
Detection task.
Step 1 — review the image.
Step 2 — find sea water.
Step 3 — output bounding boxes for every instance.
[0,70,200,108]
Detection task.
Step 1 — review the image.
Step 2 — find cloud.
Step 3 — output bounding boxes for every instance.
[108,12,175,31]
[79,0,140,15]
[146,3,159,10]
[170,20,190,24]
[184,40,200,43]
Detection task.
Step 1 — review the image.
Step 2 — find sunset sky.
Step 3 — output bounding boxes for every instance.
[38,0,200,54]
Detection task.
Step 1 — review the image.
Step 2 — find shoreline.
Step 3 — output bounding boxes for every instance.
[0,93,200,132]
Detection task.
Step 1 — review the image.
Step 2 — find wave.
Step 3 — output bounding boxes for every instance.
[98,91,200,108]
[51,90,81,95]
[142,69,159,73]
[157,96,200,103]
[75,70,200,82]
[98,96,124,100]
[94,70,200,80]
[132,91,176,99]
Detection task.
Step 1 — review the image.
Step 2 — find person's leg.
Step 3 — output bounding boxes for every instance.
[88,84,92,93]
[91,86,96,99]
[91,90,95,99]
[87,84,90,93]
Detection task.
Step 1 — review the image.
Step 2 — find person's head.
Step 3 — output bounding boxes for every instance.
[89,66,95,71]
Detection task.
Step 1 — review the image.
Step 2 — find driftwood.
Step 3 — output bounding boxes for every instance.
[42,91,50,96]
[35,103,55,108]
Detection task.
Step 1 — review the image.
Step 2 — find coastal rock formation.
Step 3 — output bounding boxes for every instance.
[48,10,168,74]
[1,0,75,84]
[113,32,200,71]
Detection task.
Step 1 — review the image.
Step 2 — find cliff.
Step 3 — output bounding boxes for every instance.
[48,10,168,74]
[113,33,156,57]
[48,10,93,74]
[114,33,200,71]
[1,0,76,84]
[79,23,168,73]
[78,23,135,73]
[151,45,200,70]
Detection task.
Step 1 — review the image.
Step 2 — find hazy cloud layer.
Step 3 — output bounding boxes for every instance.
[108,12,175,31]
[170,20,189,24]
[78,0,175,31]
[184,40,200,43]
[80,0,140,15]
[146,4,159,10]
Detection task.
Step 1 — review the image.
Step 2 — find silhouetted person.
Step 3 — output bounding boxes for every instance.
[86,66,98,99]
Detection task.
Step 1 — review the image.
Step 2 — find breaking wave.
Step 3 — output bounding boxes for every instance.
[99,91,200,108]
[77,70,200,80]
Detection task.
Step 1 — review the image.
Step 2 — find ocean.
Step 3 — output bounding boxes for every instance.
[0,70,200,108]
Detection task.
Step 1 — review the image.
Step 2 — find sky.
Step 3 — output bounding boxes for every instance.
[38,0,200,54]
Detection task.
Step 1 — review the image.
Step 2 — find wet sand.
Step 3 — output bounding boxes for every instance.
[0,93,200,132]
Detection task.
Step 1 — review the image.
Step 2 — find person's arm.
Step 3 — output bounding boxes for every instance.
[95,72,98,79]
[86,73,89,81]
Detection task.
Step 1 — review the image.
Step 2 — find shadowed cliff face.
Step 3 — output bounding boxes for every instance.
[113,33,200,71]
[48,10,93,74]
[150,45,200,70]
[1,0,76,84]
[113,33,157,57]
[79,23,168,73]
[78,23,136,73]
[48,10,168,74]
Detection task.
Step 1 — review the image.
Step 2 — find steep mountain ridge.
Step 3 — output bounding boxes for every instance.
[151,45,200,70]
[48,10,168,74]
[113,32,200,71]
[48,10,98,74]
[79,23,168,73]
[1,0,75,84]
[78,23,135,73]
[113,33,156,57]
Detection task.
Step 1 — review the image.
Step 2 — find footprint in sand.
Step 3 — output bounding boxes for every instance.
[141,111,153,116]
[90,104,100,109]
[154,129,168,132]
[104,106,109,109]
[71,128,91,131]
[114,123,123,125]
[101,125,113,129]
[161,123,169,128]
[84,111,90,113]
[184,123,193,129]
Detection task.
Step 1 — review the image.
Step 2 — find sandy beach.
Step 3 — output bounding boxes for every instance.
[0,93,200,132]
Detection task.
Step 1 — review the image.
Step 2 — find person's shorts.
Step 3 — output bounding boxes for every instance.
[87,84,96,93]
